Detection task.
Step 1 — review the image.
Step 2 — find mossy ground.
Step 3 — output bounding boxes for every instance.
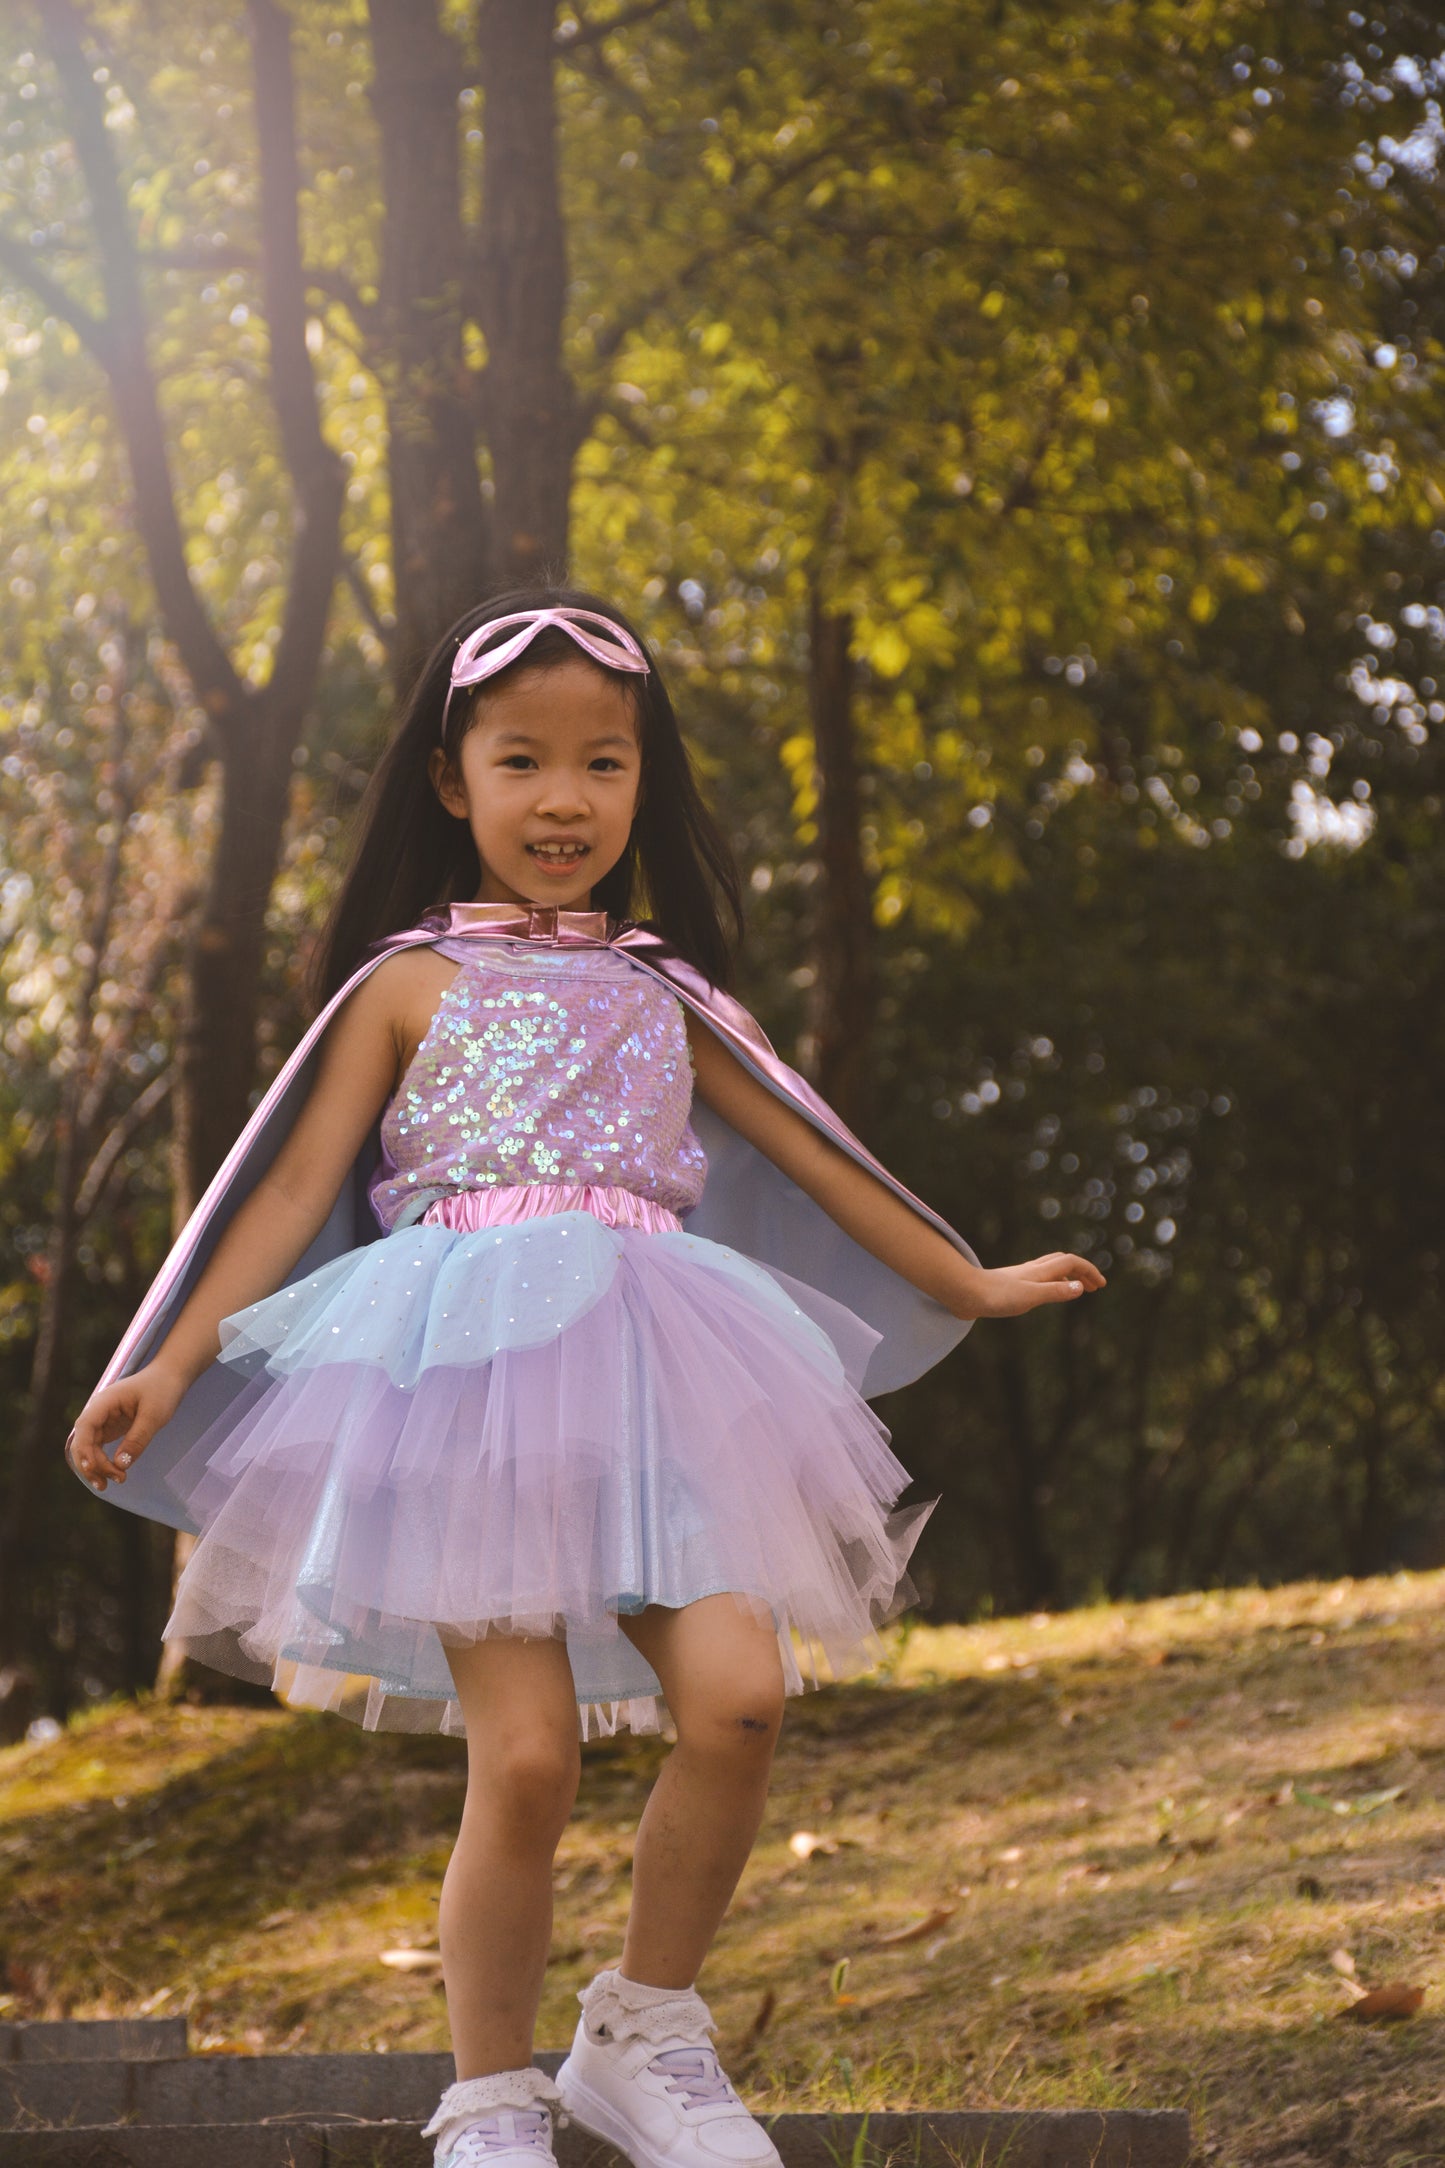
[2,1571,1443,2167]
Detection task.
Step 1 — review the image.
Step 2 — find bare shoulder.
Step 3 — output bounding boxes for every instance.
[352,943,463,1093]
[259,943,457,1215]
[353,944,451,1016]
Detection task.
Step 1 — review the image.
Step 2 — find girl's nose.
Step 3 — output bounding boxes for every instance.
[534,775,592,816]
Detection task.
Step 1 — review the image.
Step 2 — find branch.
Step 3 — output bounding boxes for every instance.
[137,247,380,334]
[0,228,110,359]
[37,0,246,720]
[340,546,393,651]
[75,1067,173,1219]
[244,0,346,724]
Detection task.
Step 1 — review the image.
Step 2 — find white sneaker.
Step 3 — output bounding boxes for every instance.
[556,1968,783,2168]
[424,2068,564,2168]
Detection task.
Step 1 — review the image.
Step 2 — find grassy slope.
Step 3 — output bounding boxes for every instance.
[2,1572,1443,2168]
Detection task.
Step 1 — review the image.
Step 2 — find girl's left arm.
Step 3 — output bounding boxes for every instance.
[686,1011,1105,1322]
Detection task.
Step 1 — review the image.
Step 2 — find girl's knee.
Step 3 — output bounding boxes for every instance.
[673,1662,785,1758]
[471,1733,581,1831]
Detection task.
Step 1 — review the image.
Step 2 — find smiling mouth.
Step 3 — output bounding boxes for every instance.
[527,841,590,867]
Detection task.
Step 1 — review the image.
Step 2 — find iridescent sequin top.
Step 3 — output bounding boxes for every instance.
[367,937,709,1233]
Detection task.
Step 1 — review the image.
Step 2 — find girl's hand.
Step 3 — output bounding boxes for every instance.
[952,1253,1106,1320]
[64,1362,187,1494]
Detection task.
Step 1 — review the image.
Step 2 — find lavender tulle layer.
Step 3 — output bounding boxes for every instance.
[160,1180,936,1741]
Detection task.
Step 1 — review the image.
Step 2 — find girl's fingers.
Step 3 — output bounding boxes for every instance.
[1031,1253,1106,1289]
[975,1254,1107,1316]
[67,1389,150,1491]
[66,1431,114,1493]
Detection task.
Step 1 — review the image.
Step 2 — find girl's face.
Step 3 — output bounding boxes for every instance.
[429,656,643,911]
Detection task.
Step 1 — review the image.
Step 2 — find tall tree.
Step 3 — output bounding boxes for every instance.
[3,0,345,1211]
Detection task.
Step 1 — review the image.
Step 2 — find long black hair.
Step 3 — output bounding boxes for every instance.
[307,584,746,1007]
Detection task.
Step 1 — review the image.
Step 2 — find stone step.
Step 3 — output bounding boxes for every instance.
[0,2048,462,2128]
[0,2019,189,2065]
[3,2108,1191,2168]
[0,2030,1190,2168]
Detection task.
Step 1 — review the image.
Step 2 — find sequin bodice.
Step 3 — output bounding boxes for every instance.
[367,938,709,1233]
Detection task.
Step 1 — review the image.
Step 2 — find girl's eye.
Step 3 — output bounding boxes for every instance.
[497,756,627,773]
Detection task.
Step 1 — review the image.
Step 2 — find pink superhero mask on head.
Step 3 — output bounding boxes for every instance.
[441,607,652,741]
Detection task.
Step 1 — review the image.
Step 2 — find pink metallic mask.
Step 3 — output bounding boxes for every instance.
[441,608,651,741]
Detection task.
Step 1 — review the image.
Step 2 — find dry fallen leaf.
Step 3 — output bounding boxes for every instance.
[1329,1948,1357,1979]
[1351,1785,1406,1815]
[875,1904,957,1948]
[1339,1982,1425,2023]
[788,1830,838,1862]
[380,1947,444,1973]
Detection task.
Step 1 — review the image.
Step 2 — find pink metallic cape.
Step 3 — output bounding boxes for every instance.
[85,902,978,1532]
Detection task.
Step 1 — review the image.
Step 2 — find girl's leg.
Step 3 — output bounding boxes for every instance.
[614,1593,785,1987]
[440,1632,582,2077]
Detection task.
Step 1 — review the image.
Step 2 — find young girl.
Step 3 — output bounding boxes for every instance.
[65,588,1102,2168]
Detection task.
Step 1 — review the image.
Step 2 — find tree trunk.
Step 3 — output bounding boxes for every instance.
[28,1,344,1701]
[367,0,492,683]
[477,0,579,585]
[807,588,877,1138]
[167,737,297,1212]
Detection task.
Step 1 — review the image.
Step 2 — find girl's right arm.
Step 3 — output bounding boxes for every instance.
[66,957,411,1493]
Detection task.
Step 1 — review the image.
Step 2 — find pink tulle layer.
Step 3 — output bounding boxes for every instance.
[161,1196,935,1739]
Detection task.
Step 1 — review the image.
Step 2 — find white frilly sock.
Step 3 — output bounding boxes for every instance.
[422,2067,565,2156]
[578,1965,718,2048]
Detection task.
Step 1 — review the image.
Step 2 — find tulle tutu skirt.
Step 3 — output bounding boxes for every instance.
[160,1183,935,1739]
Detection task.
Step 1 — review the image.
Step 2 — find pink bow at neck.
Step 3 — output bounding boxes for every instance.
[428,900,615,947]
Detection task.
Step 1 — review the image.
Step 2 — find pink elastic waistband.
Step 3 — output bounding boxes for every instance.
[419,1183,684,1236]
